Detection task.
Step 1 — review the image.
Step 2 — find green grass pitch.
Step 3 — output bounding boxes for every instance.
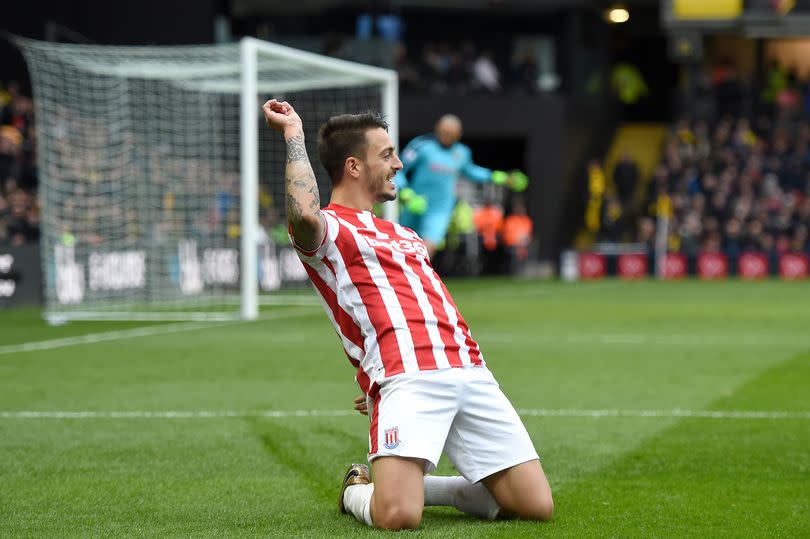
[1,279,809,538]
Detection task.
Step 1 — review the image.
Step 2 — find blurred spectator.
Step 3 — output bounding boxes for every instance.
[678,211,702,256]
[599,195,624,243]
[0,126,22,182]
[722,217,743,259]
[584,159,606,234]
[612,151,640,209]
[762,60,788,108]
[473,199,504,275]
[0,81,34,135]
[502,197,533,271]
[422,41,452,94]
[636,216,656,254]
[471,50,501,94]
[0,81,38,246]
[508,49,539,95]
[610,62,648,105]
[712,60,745,118]
[792,224,809,255]
[613,151,641,239]
[393,42,424,92]
[398,38,541,96]
[473,200,503,253]
[447,51,471,94]
[5,188,38,245]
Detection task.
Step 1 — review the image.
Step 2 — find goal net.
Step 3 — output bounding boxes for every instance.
[16,37,398,321]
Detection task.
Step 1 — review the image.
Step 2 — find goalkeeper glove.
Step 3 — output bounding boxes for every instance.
[399,187,428,215]
[491,170,509,185]
[507,170,529,192]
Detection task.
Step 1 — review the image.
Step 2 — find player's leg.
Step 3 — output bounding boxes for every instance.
[341,462,496,526]
[339,457,426,530]
[339,463,374,525]
[444,366,554,522]
[481,459,554,521]
[423,474,501,519]
[342,370,455,529]
[370,456,425,529]
[423,466,552,521]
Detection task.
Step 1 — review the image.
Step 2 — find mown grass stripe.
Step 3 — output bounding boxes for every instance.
[1,408,808,420]
[0,308,316,356]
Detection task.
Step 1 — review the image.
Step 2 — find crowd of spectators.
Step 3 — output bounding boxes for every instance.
[395,39,549,96]
[585,60,810,267]
[0,81,39,247]
[635,66,810,261]
[16,98,246,252]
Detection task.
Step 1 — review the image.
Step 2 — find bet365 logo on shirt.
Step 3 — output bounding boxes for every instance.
[365,237,428,258]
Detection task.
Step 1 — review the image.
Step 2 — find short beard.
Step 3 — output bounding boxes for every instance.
[377,190,397,203]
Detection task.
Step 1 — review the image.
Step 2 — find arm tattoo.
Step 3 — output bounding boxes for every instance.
[285,134,321,223]
[286,134,308,163]
[307,184,319,211]
[286,193,303,220]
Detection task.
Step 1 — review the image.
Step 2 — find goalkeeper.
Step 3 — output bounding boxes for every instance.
[395,114,528,257]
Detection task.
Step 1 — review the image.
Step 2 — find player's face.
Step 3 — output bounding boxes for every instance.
[363,127,402,203]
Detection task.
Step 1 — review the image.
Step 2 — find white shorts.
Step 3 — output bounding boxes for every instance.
[367,365,539,484]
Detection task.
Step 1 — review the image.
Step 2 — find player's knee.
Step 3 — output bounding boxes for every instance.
[529,496,555,522]
[500,489,554,522]
[518,492,554,522]
[373,503,423,530]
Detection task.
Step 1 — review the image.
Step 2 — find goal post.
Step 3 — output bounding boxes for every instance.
[15,36,398,322]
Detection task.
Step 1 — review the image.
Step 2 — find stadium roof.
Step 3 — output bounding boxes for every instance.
[230,0,612,17]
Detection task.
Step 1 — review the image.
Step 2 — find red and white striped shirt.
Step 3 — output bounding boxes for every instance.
[293,203,485,395]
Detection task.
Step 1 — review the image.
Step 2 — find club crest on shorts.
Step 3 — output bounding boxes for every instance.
[383,426,400,449]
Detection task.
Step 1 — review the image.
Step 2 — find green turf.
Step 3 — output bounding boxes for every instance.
[1,280,808,537]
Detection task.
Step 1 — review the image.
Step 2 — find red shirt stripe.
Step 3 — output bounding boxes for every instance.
[373,219,464,368]
[340,212,439,372]
[369,392,380,455]
[302,264,365,354]
[331,218,407,377]
[292,204,486,391]
[438,278,483,365]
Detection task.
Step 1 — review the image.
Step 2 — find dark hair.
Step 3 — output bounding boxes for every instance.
[318,112,389,184]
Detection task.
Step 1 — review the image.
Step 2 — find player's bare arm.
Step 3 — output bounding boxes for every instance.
[262,99,325,251]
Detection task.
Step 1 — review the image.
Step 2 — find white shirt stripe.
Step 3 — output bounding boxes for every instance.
[305,257,364,363]
[419,257,473,366]
[365,217,452,369]
[334,214,421,374]
[295,207,485,384]
[317,211,384,379]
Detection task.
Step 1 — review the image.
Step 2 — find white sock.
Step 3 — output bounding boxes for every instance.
[423,475,501,520]
[343,483,374,526]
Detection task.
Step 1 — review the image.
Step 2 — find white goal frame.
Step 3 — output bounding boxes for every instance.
[17,36,398,322]
[238,37,399,320]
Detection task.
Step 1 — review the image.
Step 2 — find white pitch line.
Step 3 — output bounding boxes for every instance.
[0,410,356,419]
[0,308,316,356]
[479,332,810,347]
[516,408,810,419]
[0,408,808,420]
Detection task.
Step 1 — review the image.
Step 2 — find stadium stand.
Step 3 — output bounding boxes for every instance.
[641,67,810,263]
[0,80,38,247]
[582,61,810,270]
